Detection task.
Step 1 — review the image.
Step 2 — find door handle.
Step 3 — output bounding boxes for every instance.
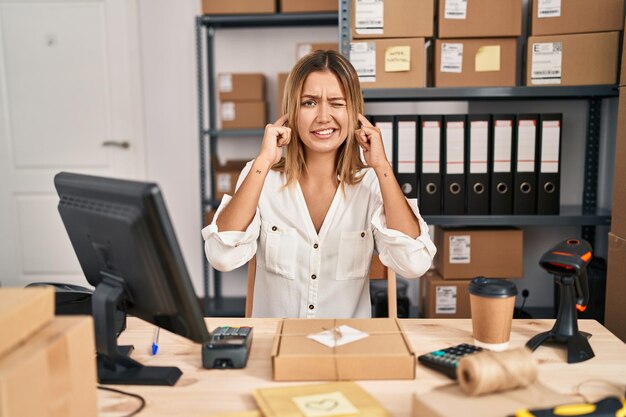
[102,140,130,149]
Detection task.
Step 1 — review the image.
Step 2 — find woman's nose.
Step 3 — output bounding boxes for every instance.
[316,101,331,122]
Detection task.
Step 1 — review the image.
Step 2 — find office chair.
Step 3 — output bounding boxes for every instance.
[245,255,397,318]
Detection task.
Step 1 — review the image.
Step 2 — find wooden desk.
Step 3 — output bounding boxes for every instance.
[99,318,626,417]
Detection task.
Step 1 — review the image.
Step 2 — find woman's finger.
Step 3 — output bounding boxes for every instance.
[357,113,374,128]
[274,114,289,126]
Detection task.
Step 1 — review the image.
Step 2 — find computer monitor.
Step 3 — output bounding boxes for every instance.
[54,172,210,386]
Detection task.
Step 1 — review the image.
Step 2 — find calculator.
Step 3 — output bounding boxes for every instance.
[201,326,253,369]
[417,343,483,379]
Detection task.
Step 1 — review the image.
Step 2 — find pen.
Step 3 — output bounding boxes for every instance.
[152,327,160,355]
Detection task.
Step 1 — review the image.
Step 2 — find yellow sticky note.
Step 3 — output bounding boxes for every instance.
[475,45,501,72]
[385,46,411,72]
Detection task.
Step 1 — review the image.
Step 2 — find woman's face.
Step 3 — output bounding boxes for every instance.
[296,70,350,157]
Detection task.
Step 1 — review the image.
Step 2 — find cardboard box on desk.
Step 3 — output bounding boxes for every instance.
[213,159,248,200]
[435,38,517,87]
[530,0,624,36]
[280,0,337,13]
[419,271,471,318]
[434,226,523,279]
[526,32,619,86]
[220,101,267,129]
[412,382,578,417]
[438,0,522,38]
[351,0,433,39]
[604,232,626,343]
[351,38,426,89]
[272,318,415,381]
[218,73,265,101]
[202,0,275,15]
[0,316,98,417]
[0,287,54,358]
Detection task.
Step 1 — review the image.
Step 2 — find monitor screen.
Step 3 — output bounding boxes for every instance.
[55,172,210,385]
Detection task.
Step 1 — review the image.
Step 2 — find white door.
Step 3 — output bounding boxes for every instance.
[0,0,145,288]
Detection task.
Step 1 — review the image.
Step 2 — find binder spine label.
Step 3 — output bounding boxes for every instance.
[422,121,441,173]
[355,0,384,35]
[541,120,560,173]
[376,121,394,164]
[350,42,377,83]
[398,121,416,174]
[446,121,465,174]
[470,121,488,174]
[517,120,537,172]
[493,120,512,172]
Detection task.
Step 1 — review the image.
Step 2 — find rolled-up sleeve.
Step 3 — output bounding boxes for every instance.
[201,160,259,271]
[371,198,437,278]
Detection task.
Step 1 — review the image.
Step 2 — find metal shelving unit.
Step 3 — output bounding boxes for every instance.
[196,12,339,316]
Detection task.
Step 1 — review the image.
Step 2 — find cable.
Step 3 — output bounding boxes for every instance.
[97,386,146,417]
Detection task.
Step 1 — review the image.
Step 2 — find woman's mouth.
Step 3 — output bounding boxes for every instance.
[312,128,336,138]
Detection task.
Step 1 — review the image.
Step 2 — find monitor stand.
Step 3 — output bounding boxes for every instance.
[92,274,182,385]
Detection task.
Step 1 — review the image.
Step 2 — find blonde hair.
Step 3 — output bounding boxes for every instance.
[273,50,367,187]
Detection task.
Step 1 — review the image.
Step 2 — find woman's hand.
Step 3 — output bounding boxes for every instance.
[258,114,291,166]
[355,114,390,170]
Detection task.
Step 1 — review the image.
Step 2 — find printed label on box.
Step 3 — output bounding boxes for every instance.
[355,0,384,35]
[297,44,313,60]
[538,0,561,18]
[219,74,233,92]
[350,42,376,83]
[436,286,457,314]
[531,42,562,85]
[449,235,470,264]
[441,43,463,73]
[444,0,467,19]
[216,173,232,193]
[221,102,235,121]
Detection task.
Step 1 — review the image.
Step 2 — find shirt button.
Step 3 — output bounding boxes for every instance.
[311,274,317,280]
[272,226,277,231]
[308,304,314,310]
[361,232,365,237]
[313,243,319,249]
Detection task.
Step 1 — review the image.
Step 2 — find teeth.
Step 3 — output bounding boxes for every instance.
[316,129,334,135]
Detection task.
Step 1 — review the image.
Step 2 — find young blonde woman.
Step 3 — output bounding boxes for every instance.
[202,50,436,318]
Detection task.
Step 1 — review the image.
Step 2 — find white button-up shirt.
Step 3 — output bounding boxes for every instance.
[202,161,437,318]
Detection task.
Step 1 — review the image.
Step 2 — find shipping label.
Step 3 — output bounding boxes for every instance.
[350,42,376,83]
[444,0,467,19]
[449,235,470,264]
[221,102,235,121]
[441,43,463,73]
[538,0,561,18]
[355,0,384,35]
[219,74,233,92]
[436,286,458,314]
[531,42,562,85]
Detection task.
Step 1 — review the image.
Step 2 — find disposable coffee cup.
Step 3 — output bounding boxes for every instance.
[468,277,518,351]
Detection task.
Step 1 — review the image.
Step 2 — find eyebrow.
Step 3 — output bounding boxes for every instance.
[301,94,346,101]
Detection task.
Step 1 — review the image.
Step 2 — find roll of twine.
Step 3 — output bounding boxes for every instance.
[457,347,538,396]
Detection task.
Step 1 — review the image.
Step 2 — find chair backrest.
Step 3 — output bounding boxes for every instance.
[245,255,397,318]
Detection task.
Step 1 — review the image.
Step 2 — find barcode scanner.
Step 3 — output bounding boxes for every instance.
[526,239,595,363]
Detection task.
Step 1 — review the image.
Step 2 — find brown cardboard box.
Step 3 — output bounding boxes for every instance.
[419,271,471,318]
[351,0,433,39]
[611,93,626,238]
[0,316,98,417]
[434,227,523,279]
[526,32,619,86]
[412,382,578,417]
[277,72,289,114]
[213,159,248,200]
[530,0,624,36]
[296,42,339,60]
[351,38,426,89]
[272,318,415,381]
[202,0,275,15]
[438,0,522,38]
[220,101,267,129]
[280,0,338,13]
[604,232,626,342]
[435,38,517,87]
[0,287,54,358]
[218,73,265,101]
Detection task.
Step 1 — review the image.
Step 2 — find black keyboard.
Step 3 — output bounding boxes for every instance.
[201,326,253,369]
[418,343,483,379]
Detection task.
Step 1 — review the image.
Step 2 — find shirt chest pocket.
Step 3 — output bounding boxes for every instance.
[261,224,297,280]
[336,229,374,280]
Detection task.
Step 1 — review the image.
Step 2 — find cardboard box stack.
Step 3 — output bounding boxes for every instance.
[0,288,98,417]
[202,0,275,15]
[218,73,267,129]
[435,0,521,87]
[349,0,433,89]
[420,227,523,318]
[526,0,623,86]
[605,20,626,342]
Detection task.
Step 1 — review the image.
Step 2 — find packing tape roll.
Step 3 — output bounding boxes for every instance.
[457,347,538,396]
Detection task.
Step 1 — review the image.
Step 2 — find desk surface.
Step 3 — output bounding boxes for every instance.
[99,318,626,417]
